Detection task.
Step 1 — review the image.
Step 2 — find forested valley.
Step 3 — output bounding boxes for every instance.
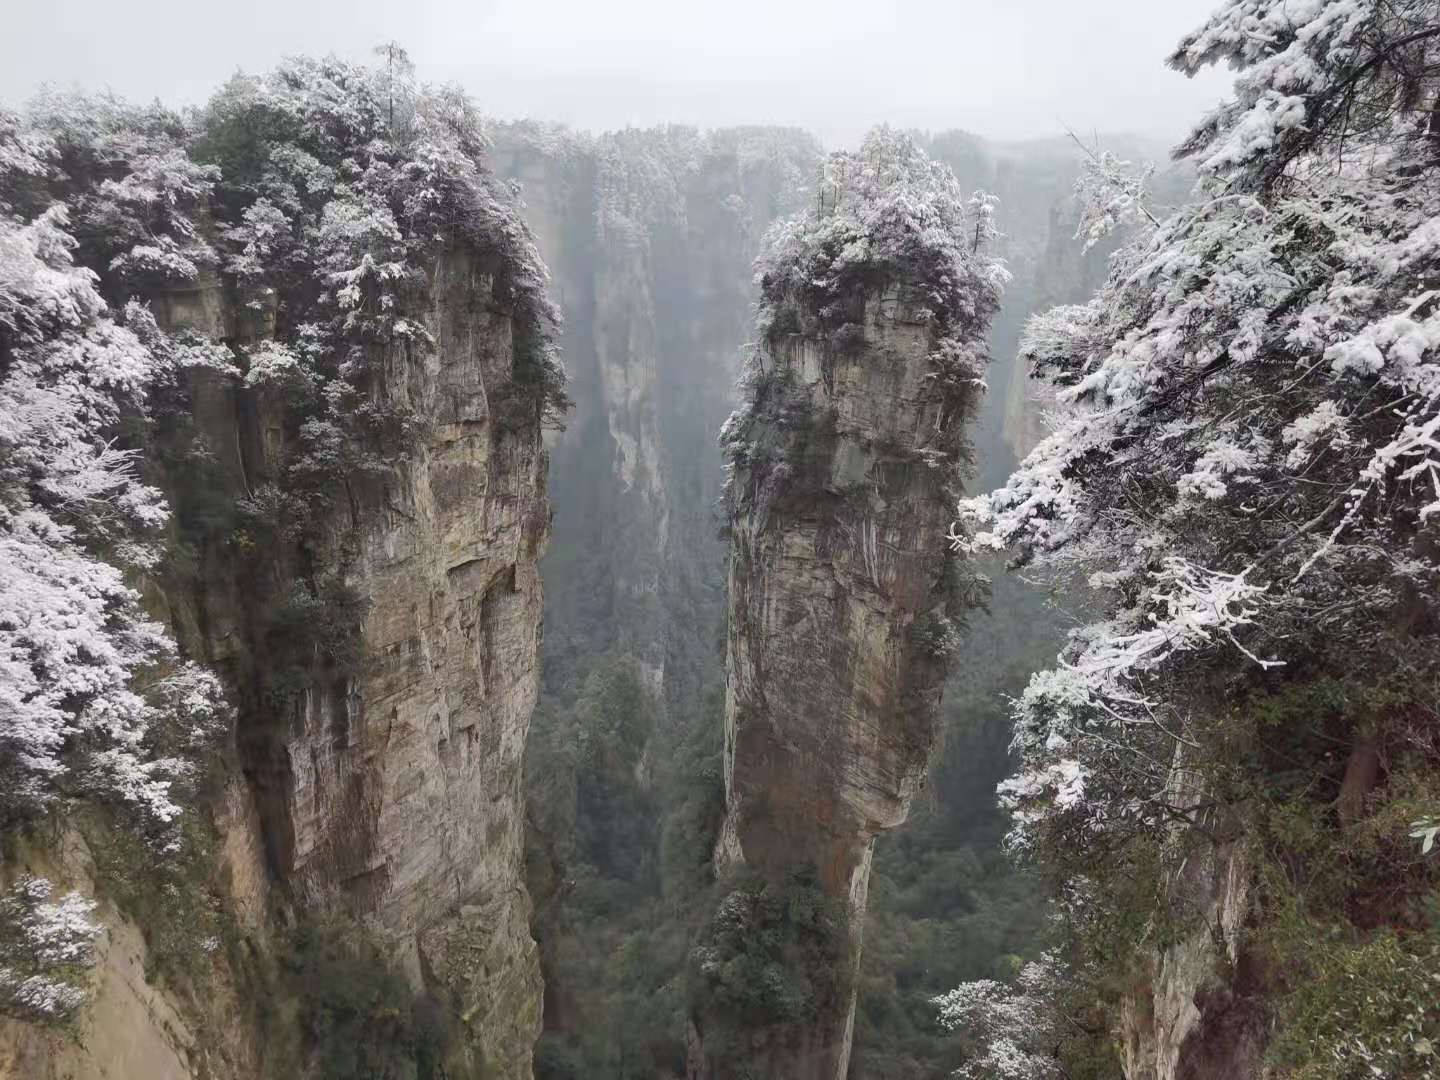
[2,2,1439,1079]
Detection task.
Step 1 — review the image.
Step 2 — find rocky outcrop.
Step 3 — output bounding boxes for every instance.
[709,288,969,1078]
[0,829,264,1080]
[298,245,547,1075]
[697,132,1001,1079]
[1118,833,1267,1080]
[3,62,560,1076]
[151,242,550,1078]
[719,284,970,874]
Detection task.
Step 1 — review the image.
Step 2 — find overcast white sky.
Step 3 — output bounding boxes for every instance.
[2,0,1234,147]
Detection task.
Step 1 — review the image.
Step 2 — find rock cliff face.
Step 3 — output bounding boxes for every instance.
[0,72,555,1073]
[491,125,822,709]
[719,285,967,879]
[345,248,547,1075]
[1113,768,1267,1080]
[711,289,968,1078]
[0,831,264,1080]
[1118,843,1266,1080]
[153,244,549,1078]
[698,132,1001,1079]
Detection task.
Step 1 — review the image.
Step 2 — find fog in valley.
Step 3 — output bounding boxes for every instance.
[3,0,1231,143]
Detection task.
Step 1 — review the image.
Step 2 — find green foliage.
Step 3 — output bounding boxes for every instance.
[911,609,965,659]
[658,691,726,899]
[688,865,851,1058]
[495,322,572,434]
[81,808,231,989]
[1245,721,1440,1080]
[528,655,659,889]
[526,656,721,1079]
[189,79,304,189]
[261,575,369,712]
[278,919,468,1080]
[268,576,369,670]
[1263,892,1440,1079]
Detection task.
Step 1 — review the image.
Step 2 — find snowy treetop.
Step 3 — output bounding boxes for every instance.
[950,0,1440,865]
[754,127,1008,338]
[720,129,1007,502]
[0,47,567,854]
[1170,0,1439,186]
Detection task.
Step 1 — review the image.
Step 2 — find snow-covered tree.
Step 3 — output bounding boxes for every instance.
[0,876,103,1022]
[933,953,1070,1080]
[25,91,218,290]
[961,0,1440,860]
[1068,136,1157,252]
[0,109,227,838]
[952,0,1440,1071]
[723,127,1008,491]
[752,125,1009,346]
[194,55,566,432]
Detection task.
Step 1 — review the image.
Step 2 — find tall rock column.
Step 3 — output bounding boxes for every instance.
[137,67,565,1079]
[151,244,552,1080]
[491,124,823,707]
[692,130,1006,1079]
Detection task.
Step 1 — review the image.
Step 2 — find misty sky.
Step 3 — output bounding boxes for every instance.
[3,0,1234,147]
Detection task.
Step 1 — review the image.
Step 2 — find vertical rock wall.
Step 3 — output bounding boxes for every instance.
[154,244,550,1079]
[694,131,1003,1079]
[709,284,977,1078]
[1116,808,1267,1080]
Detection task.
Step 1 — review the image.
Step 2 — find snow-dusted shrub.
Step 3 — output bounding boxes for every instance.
[193,52,567,433]
[753,126,1008,347]
[934,952,1069,1080]
[0,111,228,839]
[722,128,1007,498]
[0,876,103,1022]
[24,91,218,291]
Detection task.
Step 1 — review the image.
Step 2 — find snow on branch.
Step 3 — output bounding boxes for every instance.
[960,0,1440,856]
[1,110,229,838]
[0,877,103,1022]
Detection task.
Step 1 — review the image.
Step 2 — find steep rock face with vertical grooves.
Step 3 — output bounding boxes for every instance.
[153,244,551,1080]
[4,241,552,1080]
[0,63,558,1080]
[693,130,1004,1079]
[1117,838,1265,1080]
